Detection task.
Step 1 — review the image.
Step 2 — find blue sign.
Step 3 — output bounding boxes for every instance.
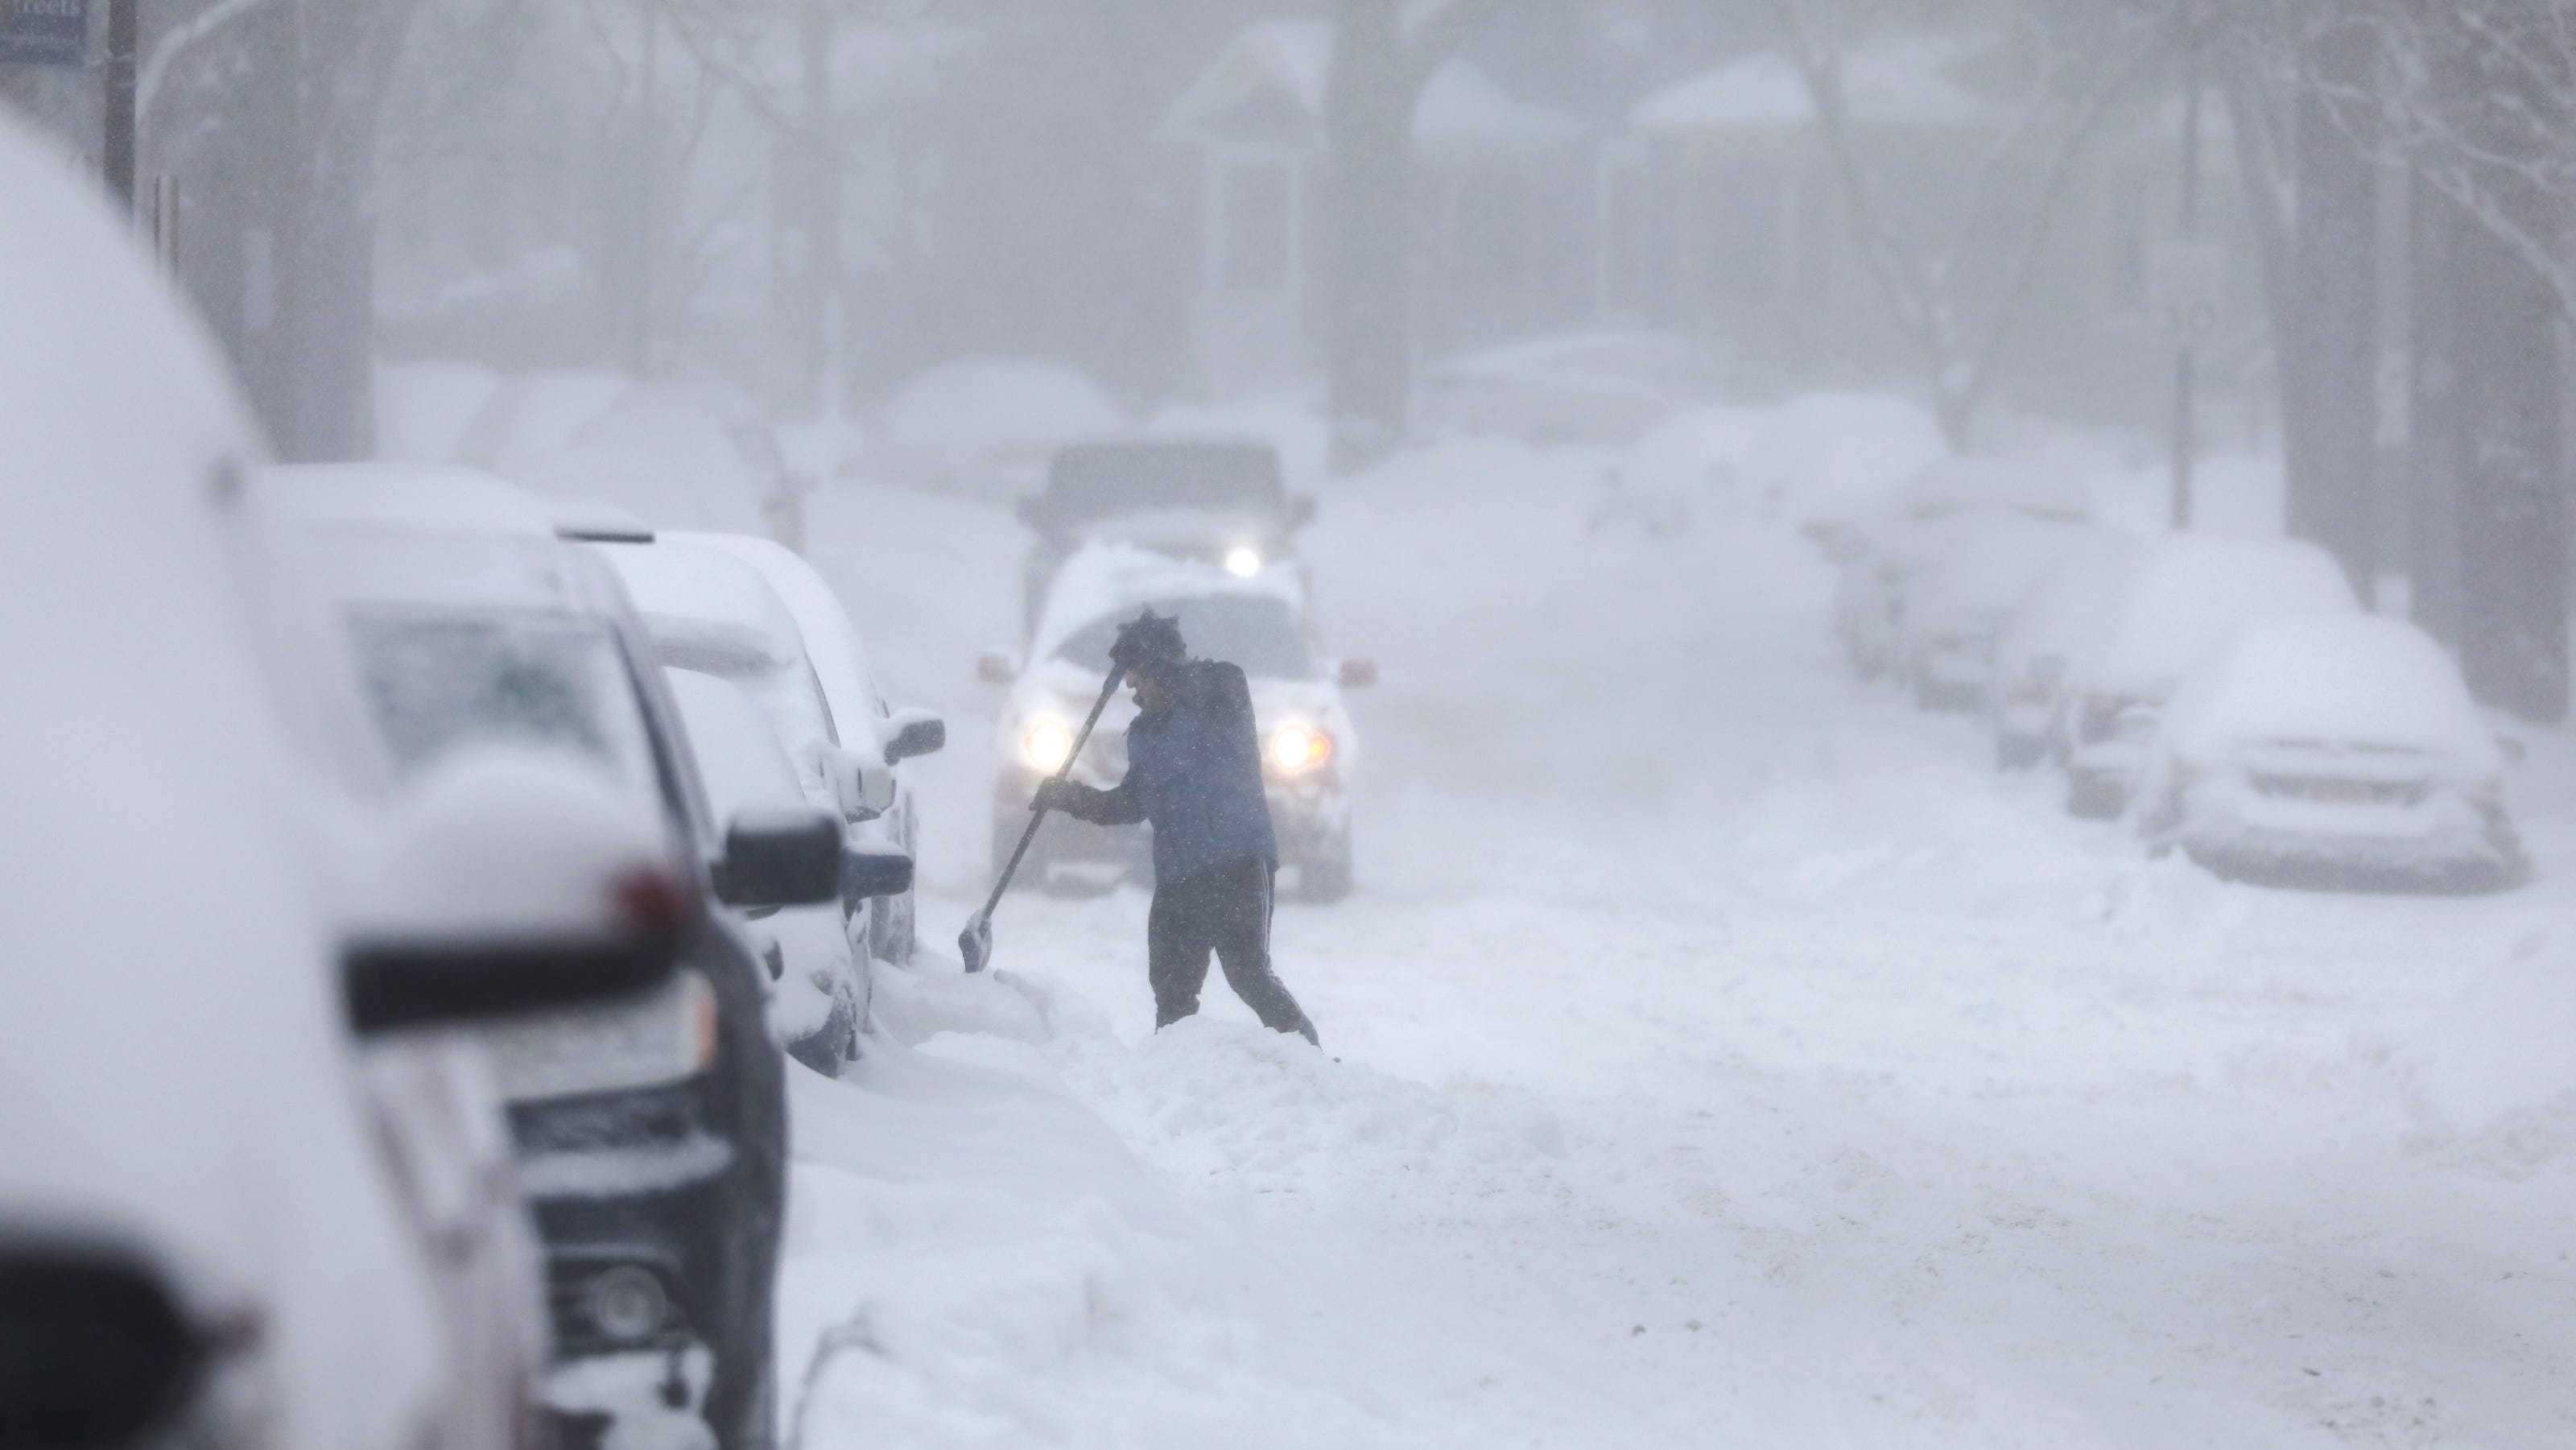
[0,0,88,68]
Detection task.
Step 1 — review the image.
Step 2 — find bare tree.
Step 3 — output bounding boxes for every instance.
[1768,0,2163,449]
[1323,0,1512,470]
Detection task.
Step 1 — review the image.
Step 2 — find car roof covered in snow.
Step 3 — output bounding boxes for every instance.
[2074,535,2359,700]
[253,463,630,618]
[667,530,888,752]
[1905,515,2098,630]
[2161,613,2498,769]
[1030,540,1307,662]
[594,535,808,674]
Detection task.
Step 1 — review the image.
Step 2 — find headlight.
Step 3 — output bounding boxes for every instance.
[1268,725,1332,772]
[1224,545,1263,577]
[1022,717,1073,771]
[478,970,720,1103]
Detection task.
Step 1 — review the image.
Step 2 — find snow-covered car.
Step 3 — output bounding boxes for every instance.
[0,122,680,1450]
[1988,533,2141,770]
[668,530,946,967]
[1418,330,1725,446]
[2131,615,2523,890]
[592,535,901,1013]
[1015,436,1317,633]
[877,358,1128,500]
[984,543,1374,901]
[532,383,798,543]
[1896,514,2097,711]
[665,667,880,1071]
[2054,535,2360,818]
[261,464,863,1450]
[1834,457,2095,680]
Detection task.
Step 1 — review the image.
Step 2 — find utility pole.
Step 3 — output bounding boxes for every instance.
[2168,21,2205,531]
[103,0,138,212]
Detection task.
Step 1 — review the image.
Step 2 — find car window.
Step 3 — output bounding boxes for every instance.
[349,608,659,799]
[663,667,806,821]
[1052,595,1318,680]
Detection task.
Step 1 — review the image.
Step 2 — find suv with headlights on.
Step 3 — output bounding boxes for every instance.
[1013,436,1316,634]
[258,465,903,1450]
[980,541,1372,902]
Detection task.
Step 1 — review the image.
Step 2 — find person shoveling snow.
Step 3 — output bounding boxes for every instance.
[1031,610,1322,1046]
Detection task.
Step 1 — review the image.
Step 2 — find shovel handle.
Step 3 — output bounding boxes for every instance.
[974,661,1128,924]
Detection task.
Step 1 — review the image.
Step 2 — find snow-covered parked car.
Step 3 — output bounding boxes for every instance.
[2131,615,2524,890]
[1896,514,2096,711]
[0,121,679,1450]
[588,533,894,1062]
[260,464,865,1450]
[1833,457,2095,680]
[2054,535,2359,818]
[1988,533,2141,770]
[670,530,945,967]
[1418,330,1726,446]
[984,543,1374,901]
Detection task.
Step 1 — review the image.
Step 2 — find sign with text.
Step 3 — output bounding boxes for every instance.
[0,0,87,67]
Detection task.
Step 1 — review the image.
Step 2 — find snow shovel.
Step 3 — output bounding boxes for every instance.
[959,660,1128,973]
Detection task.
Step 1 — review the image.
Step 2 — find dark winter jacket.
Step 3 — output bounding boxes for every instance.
[1058,659,1277,883]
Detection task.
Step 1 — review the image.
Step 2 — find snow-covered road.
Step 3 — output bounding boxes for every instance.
[785,438,2576,1448]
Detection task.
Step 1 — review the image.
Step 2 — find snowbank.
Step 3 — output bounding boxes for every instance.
[2390,931,2576,1167]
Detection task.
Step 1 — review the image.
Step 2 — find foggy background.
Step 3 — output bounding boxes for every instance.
[8,0,2568,723]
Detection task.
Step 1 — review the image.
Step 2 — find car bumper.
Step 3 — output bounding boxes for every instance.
[2168,785,2519,884]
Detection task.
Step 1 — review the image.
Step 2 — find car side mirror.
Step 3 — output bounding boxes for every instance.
[1336,659,1378,689]
[340,749,683,1035]
[2498,734,2529,766]
[2030,653,2070,690]
[884,708,947,765]
[2114,705,2160,749]
[841,842,915,901]
[977,651,1017,685]
[712,807,842,911]
[0,1237,218,1450]
[833,753,898,821]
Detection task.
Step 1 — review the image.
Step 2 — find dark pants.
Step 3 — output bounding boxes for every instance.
[1148,856,1319,1045]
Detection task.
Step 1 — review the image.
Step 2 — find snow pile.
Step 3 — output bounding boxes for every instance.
[2389,930,2576,1169]
[377,360,501,464]
[452,368,634,477]
[2160,614,2500,769]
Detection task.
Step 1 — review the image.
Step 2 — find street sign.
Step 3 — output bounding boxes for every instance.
[0,0,88,67]
[2149,241,2227,345]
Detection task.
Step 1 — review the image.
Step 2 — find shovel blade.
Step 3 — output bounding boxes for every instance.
[958,913,993,974]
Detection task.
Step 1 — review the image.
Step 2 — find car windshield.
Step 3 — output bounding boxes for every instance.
[1052,595,1316,680]
[349,608,658,796]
